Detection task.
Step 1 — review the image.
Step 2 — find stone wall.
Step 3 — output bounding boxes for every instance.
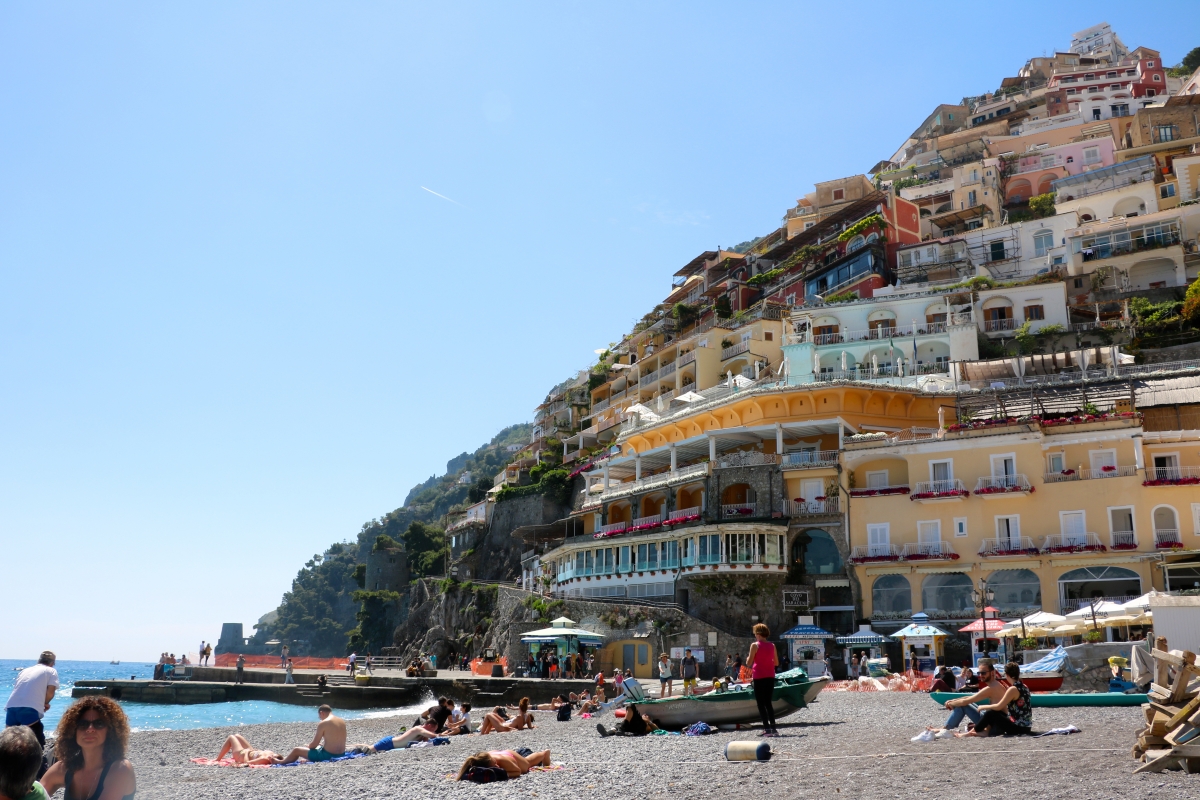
[468,493,570,581]
[677,571,791,637]
[708,464,783,515]
[1138,340,1200,364]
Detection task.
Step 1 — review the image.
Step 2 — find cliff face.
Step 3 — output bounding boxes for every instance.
[458,493,570,582]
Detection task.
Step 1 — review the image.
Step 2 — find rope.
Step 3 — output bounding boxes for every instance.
[537,747,1125,765]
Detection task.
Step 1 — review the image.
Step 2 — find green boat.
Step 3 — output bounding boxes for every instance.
[635,668,828,728]
[930,691,1147,708]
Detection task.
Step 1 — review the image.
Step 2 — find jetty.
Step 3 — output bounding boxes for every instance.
[72,665,595,709]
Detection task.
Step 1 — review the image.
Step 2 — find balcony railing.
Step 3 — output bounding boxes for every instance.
[849,484,911,497]
[984,318,1017,332]
[979,536,1037,556]
[591,398,610,413]
[1145,466,1200,486]
[630,513,663,528]
[850,544,901,562]
[1110,530,1137,550]
[780,450,839,470]
[668,506,702,522]
[721,503,759,518]
[1041,532,1106,553]
[1154,529,1183,549]
[599,521,629,535]
[721,341,751,360]
[1079,232,1182,262]
[678,351,696,367]
[660,361,677,379]
[1045,466,1139,483]
[638,368,660,387]
[900,541,956,560]
[975,474,1033,495]
[784,497,840,516]
[803,322,950,347]
[671,462,710,482]
[911,479,969,499]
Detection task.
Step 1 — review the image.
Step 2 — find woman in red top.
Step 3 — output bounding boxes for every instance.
[747,622,780,736]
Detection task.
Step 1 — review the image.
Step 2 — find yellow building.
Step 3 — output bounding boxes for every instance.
[843,411,1200,635]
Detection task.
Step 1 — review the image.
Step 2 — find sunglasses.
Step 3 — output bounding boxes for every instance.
[77,719,108,731]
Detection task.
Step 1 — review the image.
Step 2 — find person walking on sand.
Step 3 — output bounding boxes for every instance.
[657,653,673,698]
[680,649,698,697]
[6,651,59,772]
[275,705,346,763]
[235,654,245,684]
[747,623,780,737]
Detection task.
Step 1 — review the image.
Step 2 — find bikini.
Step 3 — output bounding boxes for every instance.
[64,762,135,800]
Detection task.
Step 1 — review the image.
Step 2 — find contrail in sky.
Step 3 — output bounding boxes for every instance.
[420,186,470,209]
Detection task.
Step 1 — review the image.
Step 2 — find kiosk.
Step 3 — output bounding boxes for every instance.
[890,613,950,673]
[835,625,893,677]
[960,607,1005,667]
[781,617,834,677]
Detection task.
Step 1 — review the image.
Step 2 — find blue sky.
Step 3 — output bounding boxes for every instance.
[2,3,1196,660]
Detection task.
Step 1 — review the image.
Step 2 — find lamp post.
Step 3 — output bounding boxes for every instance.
[972,585,997,665]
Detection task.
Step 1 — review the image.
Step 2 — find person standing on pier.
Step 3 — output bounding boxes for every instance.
[4,651,59,772]
[284,660,295,684]
[235,655,245,684]
[280,644,289,669]
[347,652,357,674]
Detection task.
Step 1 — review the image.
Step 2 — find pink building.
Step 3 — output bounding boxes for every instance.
[1003,137,1117,205]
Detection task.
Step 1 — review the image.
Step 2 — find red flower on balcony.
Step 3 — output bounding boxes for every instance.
[726,507,754,516]
[849,554,901,565]
[792,498,806,503]
[1156,541,1184,550]
[1101,465,1117,472]
[1111,542,1138,551]
[1042,544,1107,554]
[851,486,910,497]
[815,496,826,501]
[1143,477,1200,486]
[910,489,970,500]
[1060,469,1076,476]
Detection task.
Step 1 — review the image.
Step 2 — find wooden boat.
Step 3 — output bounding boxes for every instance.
[930,691,1147,708]
[635,668,828,727]
[1018,672,1063,692]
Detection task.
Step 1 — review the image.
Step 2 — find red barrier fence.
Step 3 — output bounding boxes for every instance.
[212,654,346,670]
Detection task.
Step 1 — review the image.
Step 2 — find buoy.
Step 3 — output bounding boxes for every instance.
[725,741,772,761]
[614,709,625,718]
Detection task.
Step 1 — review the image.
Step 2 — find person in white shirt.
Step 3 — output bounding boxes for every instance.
[446,703,472,734]
[4,651,59,766]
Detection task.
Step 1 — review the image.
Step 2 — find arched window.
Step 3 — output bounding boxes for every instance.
[873,574,912,615]
[1153,506,1178,533]
[921,573,974,613]
[1057,566,1141,609]
[791,529,844,576]
[985,569,1042,609]
[847,235,866,253]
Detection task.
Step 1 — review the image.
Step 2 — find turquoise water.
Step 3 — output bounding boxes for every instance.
[2,660,431,732]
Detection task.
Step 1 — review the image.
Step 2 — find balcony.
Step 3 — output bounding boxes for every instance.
[1110,530,1138,551]
[1144,466,1200,487]
[599,521,629,536]
[911,479,969,502]
[803,322,950,347]
[974,475,1033,497]
[638,368,661,387]
[850,544,901,564]
[900,541,958,561]
[678,351,696,367]
[784,497,840,517]
[1154,529,1183,549]
[1045,465,1139,482]
[715,451,779,469]
[1078,230,1182,263]
[721,502,759,519]
[630,513,663,531]
[979,537,1038,557]
[667,506,702,524]
[984,318,1017,332]
[721,341,751,360]
[591,398,611,413]
[1041,532,1106,554]
[780,450,839,470]
[849,485,910,498]
[1060,595,1141,614]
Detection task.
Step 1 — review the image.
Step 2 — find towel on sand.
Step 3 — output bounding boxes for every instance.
[189,758,270,769]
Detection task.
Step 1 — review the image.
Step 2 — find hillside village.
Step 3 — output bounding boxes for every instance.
[250,23,1200,674]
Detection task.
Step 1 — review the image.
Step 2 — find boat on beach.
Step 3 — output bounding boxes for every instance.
[930,691,1146,707]
[636,668,829,727]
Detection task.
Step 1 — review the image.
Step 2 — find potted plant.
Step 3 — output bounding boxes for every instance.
[1083,630,1103,643]
[1018,637,1039,651]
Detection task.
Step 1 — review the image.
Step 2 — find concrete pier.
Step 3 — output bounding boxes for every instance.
[72,667,597,709]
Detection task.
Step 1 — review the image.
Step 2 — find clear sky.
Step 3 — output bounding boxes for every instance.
[2,3,1196,661]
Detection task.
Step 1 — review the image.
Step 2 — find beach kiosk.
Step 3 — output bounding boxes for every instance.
[781,617,834,677]
[960,607,1005,667]
[890,613,949,672]
[836,625,893,678]
[519,616,605,673]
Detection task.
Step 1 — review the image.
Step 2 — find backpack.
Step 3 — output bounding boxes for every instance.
[464,766,509,783]
[556,703,572,721]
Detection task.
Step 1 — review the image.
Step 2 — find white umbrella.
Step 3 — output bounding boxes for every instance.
[1066,601,1125,620]
[675,391,706,403]
[1051,622,1087,636]
[1119,591,1160,613]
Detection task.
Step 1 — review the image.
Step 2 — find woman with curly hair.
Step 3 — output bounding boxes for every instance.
[39,697,135,800]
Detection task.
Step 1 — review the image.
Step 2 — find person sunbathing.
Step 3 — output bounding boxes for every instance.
[595,703,658,737]
[214,733,280,765]
[273,705,347,763]
[508,698,535,730]
[372,726,437,751]
[457,749,551,780]
[478,708,515,734]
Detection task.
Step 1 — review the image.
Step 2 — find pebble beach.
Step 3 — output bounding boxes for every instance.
[115,692,1198,799]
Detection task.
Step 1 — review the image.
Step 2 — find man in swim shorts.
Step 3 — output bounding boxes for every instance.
[274,705,347,764]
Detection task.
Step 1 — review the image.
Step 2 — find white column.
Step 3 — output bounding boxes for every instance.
[838,419,845,450]
[670,443,677,472]
[635,456,642,481]
[603,465,610,490]
[1133,435,1144,470]
[775,423,784,455]
[709,435,717,462]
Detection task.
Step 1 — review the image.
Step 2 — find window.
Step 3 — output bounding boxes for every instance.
[953,518,968,538]
[1089,450,1116,473]
[1033,230,1054,257]
[1152,454,1181,481]
[1154,125,1177,143]
[1047,452,1065,474]
[1147,61,1155,68]
[1074,277,1084,288]
[989,240,1007,261]
[866,470,889,489]
[1061,510,1088,545]
[1161,184,1176,199]
[866,523,890,555]
[1193,503,1200,536]
[899,252,913,267]
[930,460,953,488]
[1040,155,1056,169]
[967,190,977,206]
[1024,304,1045,321]
[764,331,773,341]
[785,293,796,306]
[804,221,815,230]
[832,188,845,201]
[917,520,941,543]
[1153,74,1162,82]
[991,454,1016,480]
[1083,147,1101,165]
[996,515,1021,546]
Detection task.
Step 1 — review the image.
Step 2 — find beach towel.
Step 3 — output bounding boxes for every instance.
[1035,725,1081,737]
[189,758,271,768]
[272,751,372,767]
[684,722,715,736]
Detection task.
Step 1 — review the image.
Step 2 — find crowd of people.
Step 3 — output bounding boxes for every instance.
[524,650,595,680]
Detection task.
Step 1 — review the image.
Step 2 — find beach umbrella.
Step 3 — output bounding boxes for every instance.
[1050,622,1086,636]
[1100,615,1138,627]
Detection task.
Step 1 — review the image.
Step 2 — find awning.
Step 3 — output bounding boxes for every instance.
[835,632,892,645]
[958,618,1006,633]
[519,626,605,640]
[781,624,834,639]
[890,623,951,638]
[929,204,991,229]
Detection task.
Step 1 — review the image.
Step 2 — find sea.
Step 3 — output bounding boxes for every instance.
[1,660,432,733]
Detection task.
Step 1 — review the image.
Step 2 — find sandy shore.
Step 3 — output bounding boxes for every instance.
[108,692,1197,799]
